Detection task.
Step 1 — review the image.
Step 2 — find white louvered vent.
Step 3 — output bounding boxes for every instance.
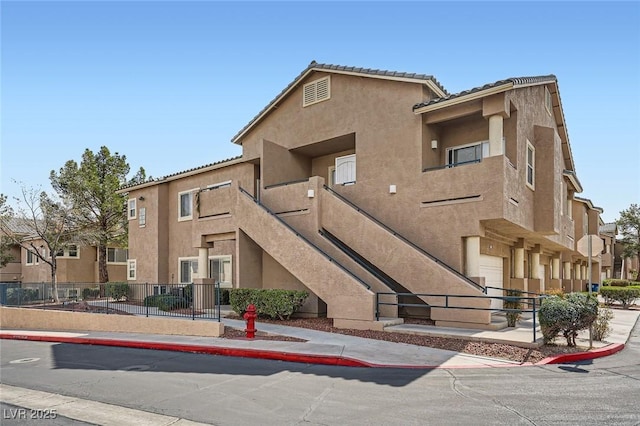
[303,76,331,107]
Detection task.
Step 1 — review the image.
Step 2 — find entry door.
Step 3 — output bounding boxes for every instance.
[480,255,504,310]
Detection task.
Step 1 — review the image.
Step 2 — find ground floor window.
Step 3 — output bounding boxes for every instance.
[209,256,232,286]
[179,258,198,284]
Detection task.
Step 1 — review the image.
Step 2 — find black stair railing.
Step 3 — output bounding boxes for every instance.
[323,185,484,292]
[238,187,371,290]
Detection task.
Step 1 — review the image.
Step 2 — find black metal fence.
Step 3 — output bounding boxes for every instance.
[0,282,221,321]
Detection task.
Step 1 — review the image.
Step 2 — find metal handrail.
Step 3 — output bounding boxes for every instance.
[376,291,543,343]
[422,158,482,172]
[323,185,484,292]
[238,187,371,290]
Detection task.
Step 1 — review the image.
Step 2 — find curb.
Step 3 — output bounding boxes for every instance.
[0,333,374,368]
[1,333,625,369]
[535,343,625,365]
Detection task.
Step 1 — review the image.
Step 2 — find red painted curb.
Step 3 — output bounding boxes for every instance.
[0,333,373,368]
[535,343,625,365]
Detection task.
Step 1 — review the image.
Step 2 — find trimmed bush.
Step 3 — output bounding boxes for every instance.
[504,289,523,327]
[602,279,634,287]
[82,287,100,300]
[218,288,230,305]
[538,293,598,346]
[144,294,188,311]
[599,286,640,309]
[6,288,39,305]
[229,288,309,320]
[544,288,565,298]
[592,307,614,341]
[105,282,130,301]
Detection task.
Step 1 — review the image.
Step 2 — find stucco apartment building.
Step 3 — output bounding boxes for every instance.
[118,62,604,330]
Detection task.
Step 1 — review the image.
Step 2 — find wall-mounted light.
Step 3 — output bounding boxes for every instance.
[307,189,315,198]
[389,185,397,194]
[431,140,438,149]
[138,196,145,201]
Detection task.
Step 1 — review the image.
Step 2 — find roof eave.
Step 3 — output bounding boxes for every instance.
[413,83,514,114]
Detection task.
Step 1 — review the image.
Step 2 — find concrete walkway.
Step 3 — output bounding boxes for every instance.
[1,308,638,369]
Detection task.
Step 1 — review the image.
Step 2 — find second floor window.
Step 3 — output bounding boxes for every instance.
[526,141,535,189]
[107,248,128,263]
[447,141,488,167]
[179,191,193,220]
[128,199,137,220]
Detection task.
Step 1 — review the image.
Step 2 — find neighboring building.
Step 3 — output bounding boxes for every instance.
[599,221,617,282]
[614,239,639,280]
[118,62,605,329]
[0,217,31,283]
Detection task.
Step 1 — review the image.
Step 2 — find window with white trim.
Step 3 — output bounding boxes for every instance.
[209,256,232,286]
[303,76,330,107]
[178,190,193,221]
[179,257,198,284]
[107,248,128,264]
[526,141,535,189]
[128,199,137,220]
[55,245,79,259]
[447,141,489,167]
[335,154,356,185]
[127,259,137,280]
[153,285,167,295]
[26,249,36,265]
[139,207,146,227]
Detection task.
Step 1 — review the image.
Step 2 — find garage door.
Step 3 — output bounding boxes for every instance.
[480,254,504,310]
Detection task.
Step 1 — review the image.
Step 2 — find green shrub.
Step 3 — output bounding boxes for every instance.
[82,287,100,300]
[538,293,598,346]
[504,289,523,327]
[602,279,633,287]
[6,288,39,305]
[105,282,130,301]
[144,294,188,311]
[229,288,309,320]
[592,307,614,341]
[599,286,640,309]
[218,288,230,305]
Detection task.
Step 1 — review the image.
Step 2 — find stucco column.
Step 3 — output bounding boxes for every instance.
[465,237,480,277]
[488,115,504,157]
[198,247,209,279]
[552,257,560,280]
[514,247,525,279]
[531,247,541,279]
[563,261,572,279]
[581,263,587,281]
[575,263,581,280]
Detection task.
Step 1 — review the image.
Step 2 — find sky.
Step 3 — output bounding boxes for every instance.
[1,1,639,223]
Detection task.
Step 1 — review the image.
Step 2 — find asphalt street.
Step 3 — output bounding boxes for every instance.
[1,322,639,426]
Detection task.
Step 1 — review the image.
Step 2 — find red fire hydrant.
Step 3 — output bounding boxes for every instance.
[243,304,257,339]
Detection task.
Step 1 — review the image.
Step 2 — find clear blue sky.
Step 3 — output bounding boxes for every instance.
[1,1,638,223]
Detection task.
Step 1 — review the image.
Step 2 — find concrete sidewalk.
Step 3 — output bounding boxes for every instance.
[1,308,638,369]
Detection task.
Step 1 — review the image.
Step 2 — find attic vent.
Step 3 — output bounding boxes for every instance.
[303,76,331,107]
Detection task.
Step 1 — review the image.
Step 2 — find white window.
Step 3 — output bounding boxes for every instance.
[545,86,552,115]
[153,285,167,295]
[128,199,137,220]
[26,250,35,265]
[447,141,489,167]
[68,245,78,258]
[127,259,137,280]
[335,154,356,185]
[303,76,330,107]
[178,190,194,221]
[179,257,198,284]
[209,256,232,287]
[526,141,535,189]
[107,248,128,264]
[139,207,146,227]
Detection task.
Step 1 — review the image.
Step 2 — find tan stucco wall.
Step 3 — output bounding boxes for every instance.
[0,306,224,337]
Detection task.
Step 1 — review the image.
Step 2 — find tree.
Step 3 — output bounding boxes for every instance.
[0,186,78,303]
[617,203,640,280]
[50,146,146,283]
[0,194,15,267]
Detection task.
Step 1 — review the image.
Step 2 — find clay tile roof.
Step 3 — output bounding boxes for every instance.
[413,75,557,110]
[599,222,618,235]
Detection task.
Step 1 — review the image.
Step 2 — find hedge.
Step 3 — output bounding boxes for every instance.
[144,294,189,311]
[6,288,39,305]
[538,293,598,346]
[229,288,309,320]
[599,286,640,309]
[105,282,130,301]
[602,279,636,287]
[82,287,100,300]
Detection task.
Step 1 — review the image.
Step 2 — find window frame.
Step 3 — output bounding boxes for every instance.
[209,255,232,287]
[127,259,137,280]
[446,140,489,168]
[545,86,553,116]
[107,248,129,264]
[526,140,535,190]
[335,154,356,185]
[178,189,196,221]
[26,249,36,265]
[178,257,198,284]
[138,207,146,227]
[128,198,137,220]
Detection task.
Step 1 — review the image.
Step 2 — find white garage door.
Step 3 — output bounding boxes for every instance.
[480,254,504,310]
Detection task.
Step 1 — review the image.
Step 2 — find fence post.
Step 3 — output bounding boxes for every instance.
[532,297,537,343]
[146,283,149,318]
[375,293,379,321]
[215,281,220,322]
[192,282,195,321]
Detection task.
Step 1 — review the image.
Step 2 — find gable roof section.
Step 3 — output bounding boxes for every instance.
[574,196,604,213]
[599,222,618,236]
[116,155,244,193]
[1,217,34,235]
[413,75,577,174]
[231,61,448,144]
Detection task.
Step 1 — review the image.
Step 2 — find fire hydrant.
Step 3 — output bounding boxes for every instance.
[243,304,257,339]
